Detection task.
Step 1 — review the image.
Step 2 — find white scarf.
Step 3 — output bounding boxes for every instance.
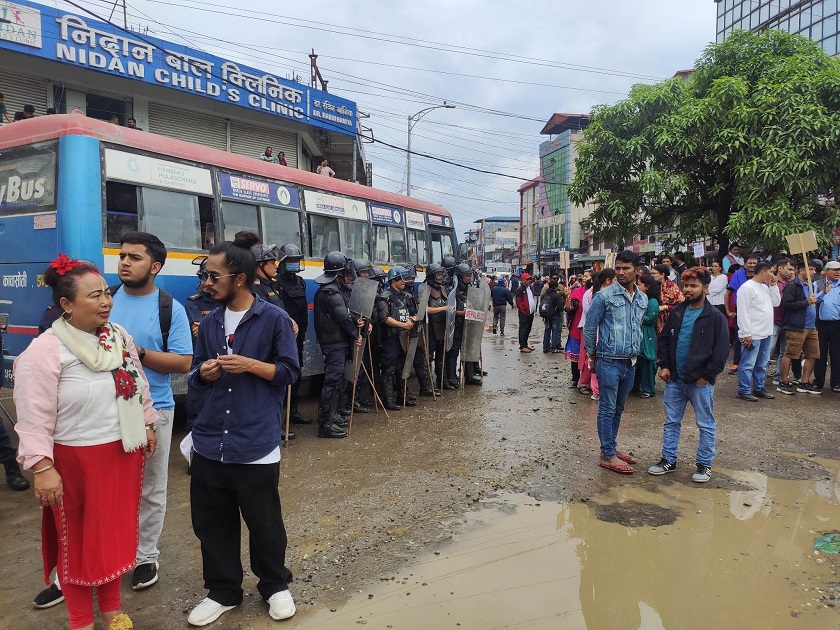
[52,318,148,452]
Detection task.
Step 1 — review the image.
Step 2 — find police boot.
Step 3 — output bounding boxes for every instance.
[475,362,488,377]
[318,392,347,439]
[444,352,460,390]
[465,362,483,386]
[339,389,369,415]
[400,380,418,406]
[382,370,402,410]
[418,371,440,397]
[288,398,313,425]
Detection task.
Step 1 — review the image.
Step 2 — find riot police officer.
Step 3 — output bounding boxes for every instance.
[375,266,414,410]
[314,252,363,438]
[442,255,457,292]
[274,243,312,425]
[445,263,483,388]
[346,259,376,410]
[401,266,440,398]
[250,244,284,309]
[184,259,222,433]
[425,263,448,391]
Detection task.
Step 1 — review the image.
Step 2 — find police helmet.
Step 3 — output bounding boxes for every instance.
[277,243,303,263]
[403,264,417,282]
[315,251,351,284]
[351,259,374,277]
[371,266,387,280]
[251,244,280,263]
[455,263,472,276]
[387,266,410,282]
[442,256,457,271]
[427,262,444,277]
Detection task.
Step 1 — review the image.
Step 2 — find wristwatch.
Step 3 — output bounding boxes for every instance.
[147,423,157,433]
[138,347,146,362]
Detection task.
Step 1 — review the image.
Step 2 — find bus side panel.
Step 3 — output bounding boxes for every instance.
[58,135,105,266]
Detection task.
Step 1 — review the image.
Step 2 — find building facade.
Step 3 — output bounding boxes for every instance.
[473,216,520,272]
[0,0,367,182]
[715,0,840,56]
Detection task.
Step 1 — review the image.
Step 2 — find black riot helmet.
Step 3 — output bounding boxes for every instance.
[277,243,303,263]
[455,263,472,276]
[315,251,352,284]
[426,262,444,281]
[442,256,457,272]
[372,266,387,280]
[351,258,374,278]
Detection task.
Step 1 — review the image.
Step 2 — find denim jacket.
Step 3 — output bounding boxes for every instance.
[583,282,648,360]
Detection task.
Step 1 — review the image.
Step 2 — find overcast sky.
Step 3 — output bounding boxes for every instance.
[67,0,718,240]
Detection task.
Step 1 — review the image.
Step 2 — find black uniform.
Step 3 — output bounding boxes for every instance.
[401,286,436,396]
[252,276,284,309]
[314,280,359,435]
[274,271,309,421]
[374,286,411,407]
[426,279,448,389]
[444,280,469,388]
[184,290,221,432]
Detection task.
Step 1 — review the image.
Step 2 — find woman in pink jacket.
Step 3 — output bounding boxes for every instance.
[14,255,158,630]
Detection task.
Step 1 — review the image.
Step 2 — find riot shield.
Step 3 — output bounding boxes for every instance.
[344,277,380,382]
[444,277,458,352]
[461,285,488,362]
[401,283,430,380]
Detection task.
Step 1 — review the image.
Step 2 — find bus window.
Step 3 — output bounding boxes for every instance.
[199,198,215,249]
[388,226,406,263]
[431,232,455,263]
[106,181,139,243]
[222,201,259,241]
[341,220,369,261]
[373,225,389,264]
[262,206,301,249]
[408,229,427,266]
[309,214,340,259]
[140,188,201,250]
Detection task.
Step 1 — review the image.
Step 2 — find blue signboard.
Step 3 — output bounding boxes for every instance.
[218,173,300,208]
[0,1,357,136]
[369,204,403,226]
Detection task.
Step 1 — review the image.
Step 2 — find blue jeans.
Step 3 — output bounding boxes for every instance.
[737,336,771,394]
[595,358,636,459]
[542,316,562,352]
[662,380,716,467]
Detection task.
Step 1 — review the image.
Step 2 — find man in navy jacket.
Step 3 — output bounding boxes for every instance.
[649,266,729,484]
[187,240,300,626]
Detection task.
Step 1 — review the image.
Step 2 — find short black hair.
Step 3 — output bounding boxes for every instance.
[46,107,56,115]
[745,252,760,263]
[673,252,686,263]
[796,259,816,271]
[774,257,794,269]
[653,264,670,277]
[120,231,167,268]
[615,250,640,266]
[128,117,137,123]
[23,104,34,113]
[212,239,256,286]
[753,261,772,275]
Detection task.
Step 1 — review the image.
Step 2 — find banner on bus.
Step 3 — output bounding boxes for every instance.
[427,214,453,228]
[405,210,426,231]
[105,149,213,195]
[218,173,300,209]
[303,190,367,221]
[0,142,56,216]
[369,204,403,226]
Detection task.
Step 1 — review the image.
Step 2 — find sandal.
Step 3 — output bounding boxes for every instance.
[599,460,634,474]
[578,385,592,395]
[616,451,638,465]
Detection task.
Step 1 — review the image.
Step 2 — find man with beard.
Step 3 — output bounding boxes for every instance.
[110,232,193,590]
[649,267,729,483]
[187,239,299,626]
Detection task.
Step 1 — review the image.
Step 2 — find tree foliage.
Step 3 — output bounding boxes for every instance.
[568,30,840,255]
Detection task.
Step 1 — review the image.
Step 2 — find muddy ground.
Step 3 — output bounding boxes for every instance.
[1,316,839,629]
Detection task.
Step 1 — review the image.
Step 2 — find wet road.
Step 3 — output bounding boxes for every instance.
[1,316,839,629]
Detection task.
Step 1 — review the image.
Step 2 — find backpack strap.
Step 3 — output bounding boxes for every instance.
[158,289,173,354]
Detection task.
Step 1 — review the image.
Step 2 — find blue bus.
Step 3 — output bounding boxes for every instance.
[0,112,459,386]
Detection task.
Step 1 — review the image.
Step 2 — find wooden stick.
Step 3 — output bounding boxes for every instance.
[800,234,813,288]
[460,360,465,390]
[283,384,291,447]
[348,345,361,435]
[361,361,389,419]
[367,341,378,414]
[421,331,437,401]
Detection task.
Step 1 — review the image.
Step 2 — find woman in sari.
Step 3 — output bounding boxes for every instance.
[634,274,662,398]
[14,255,157,630]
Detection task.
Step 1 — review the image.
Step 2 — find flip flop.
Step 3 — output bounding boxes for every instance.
[599,460,635,474]
[616,451,638,464]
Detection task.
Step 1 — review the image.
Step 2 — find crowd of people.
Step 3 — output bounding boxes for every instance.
[506,246,839,481]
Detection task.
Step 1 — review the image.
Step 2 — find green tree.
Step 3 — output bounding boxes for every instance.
[568,29,840,256]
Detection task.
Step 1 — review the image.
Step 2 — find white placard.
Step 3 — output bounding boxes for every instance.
[104,149,213,195]
[303,189,368,221]
[693,243,705,258]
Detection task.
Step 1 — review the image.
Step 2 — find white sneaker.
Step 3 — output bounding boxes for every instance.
[267,589,296,620]
[188,598,236,626]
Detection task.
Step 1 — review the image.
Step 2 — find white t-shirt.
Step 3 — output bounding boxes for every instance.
[736,280,780,340]
[224,307,280,465]
[526,287,536,314]
[708,274,728,306]
[317,166,335,177]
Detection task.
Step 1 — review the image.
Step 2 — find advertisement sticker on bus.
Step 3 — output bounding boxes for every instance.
[405,210,425,231]
[303,189,367,221]
[428,215,445,227]
[0,142,56,216]
[218,172,300,209]
[369,204,402,226]
[105,149,213,195]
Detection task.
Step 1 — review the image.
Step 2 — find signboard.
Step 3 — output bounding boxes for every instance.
[405,210,425,230]
[464,308,484,322]
[0,141,56,216]
[218,172,299,209]
[104,149,213,195]
[692,242,705,258]
[369,204,403,226]
[427,214,452,228]
[785,230,819,255]
[302,189,367,221]
[1,1,357,135]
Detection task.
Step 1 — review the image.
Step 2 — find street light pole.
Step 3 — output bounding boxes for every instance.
[406,102,455,197]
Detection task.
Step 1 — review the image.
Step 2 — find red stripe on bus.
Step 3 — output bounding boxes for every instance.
[6,325,39,335]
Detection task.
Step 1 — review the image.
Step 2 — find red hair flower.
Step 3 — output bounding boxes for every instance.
[50,253,82,276]
[114,368,138,400]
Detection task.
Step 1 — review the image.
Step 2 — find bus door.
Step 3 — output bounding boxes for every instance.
[404,210,428,271]
[0,140,59,383]
[427,214,457,265]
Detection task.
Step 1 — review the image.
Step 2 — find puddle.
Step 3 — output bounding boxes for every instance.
[290,459,840,630]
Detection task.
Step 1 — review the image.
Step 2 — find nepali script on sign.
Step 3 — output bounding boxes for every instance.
[464,308,485,322]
